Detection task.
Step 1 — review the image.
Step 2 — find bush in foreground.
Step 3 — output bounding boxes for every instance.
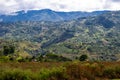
[0,67,67,80]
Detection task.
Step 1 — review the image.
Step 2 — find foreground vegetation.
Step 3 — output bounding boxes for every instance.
[0,61,120,80]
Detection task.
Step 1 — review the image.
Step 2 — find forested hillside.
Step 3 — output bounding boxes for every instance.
[0,11,120,61]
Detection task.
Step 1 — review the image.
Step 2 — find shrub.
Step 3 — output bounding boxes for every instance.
[16,57,26,62]
[38,67,68,80]
[0,56,9,62]
[79,54,88,61]
[0,69,33,80]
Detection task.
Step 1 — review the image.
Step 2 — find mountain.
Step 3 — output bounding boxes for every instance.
[0,9,109,22]
[0,10,120,61]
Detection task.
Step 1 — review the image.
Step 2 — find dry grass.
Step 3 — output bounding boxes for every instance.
[0,62,63,72]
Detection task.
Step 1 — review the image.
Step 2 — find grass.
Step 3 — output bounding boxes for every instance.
[0,61,120,80]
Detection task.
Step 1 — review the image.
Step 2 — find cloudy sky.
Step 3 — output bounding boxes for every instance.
[0,0,120,14]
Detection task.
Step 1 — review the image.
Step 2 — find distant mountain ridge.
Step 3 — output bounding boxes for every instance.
[0,9,109,22]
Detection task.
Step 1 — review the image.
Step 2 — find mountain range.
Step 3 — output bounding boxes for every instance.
[0,9,120,61]
[0,9,109,22]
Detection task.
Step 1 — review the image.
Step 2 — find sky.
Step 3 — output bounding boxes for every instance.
[0,0,120,14]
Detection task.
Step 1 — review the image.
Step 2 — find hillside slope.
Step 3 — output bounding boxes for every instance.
[0,11,120,60]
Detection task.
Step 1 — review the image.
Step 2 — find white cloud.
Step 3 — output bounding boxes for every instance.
[0,0,120,14]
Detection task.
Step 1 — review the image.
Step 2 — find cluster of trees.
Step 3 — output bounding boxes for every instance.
[0,45,88,62]
[0,42,89,62]
[3,45,15,55]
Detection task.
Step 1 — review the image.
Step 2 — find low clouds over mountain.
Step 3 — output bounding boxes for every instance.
[0,0,120,15]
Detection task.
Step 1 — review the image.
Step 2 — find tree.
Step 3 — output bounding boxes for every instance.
[3,45,15,56]
[3,46,9,55]
[9,46,15,54]
[79,54,88,61]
